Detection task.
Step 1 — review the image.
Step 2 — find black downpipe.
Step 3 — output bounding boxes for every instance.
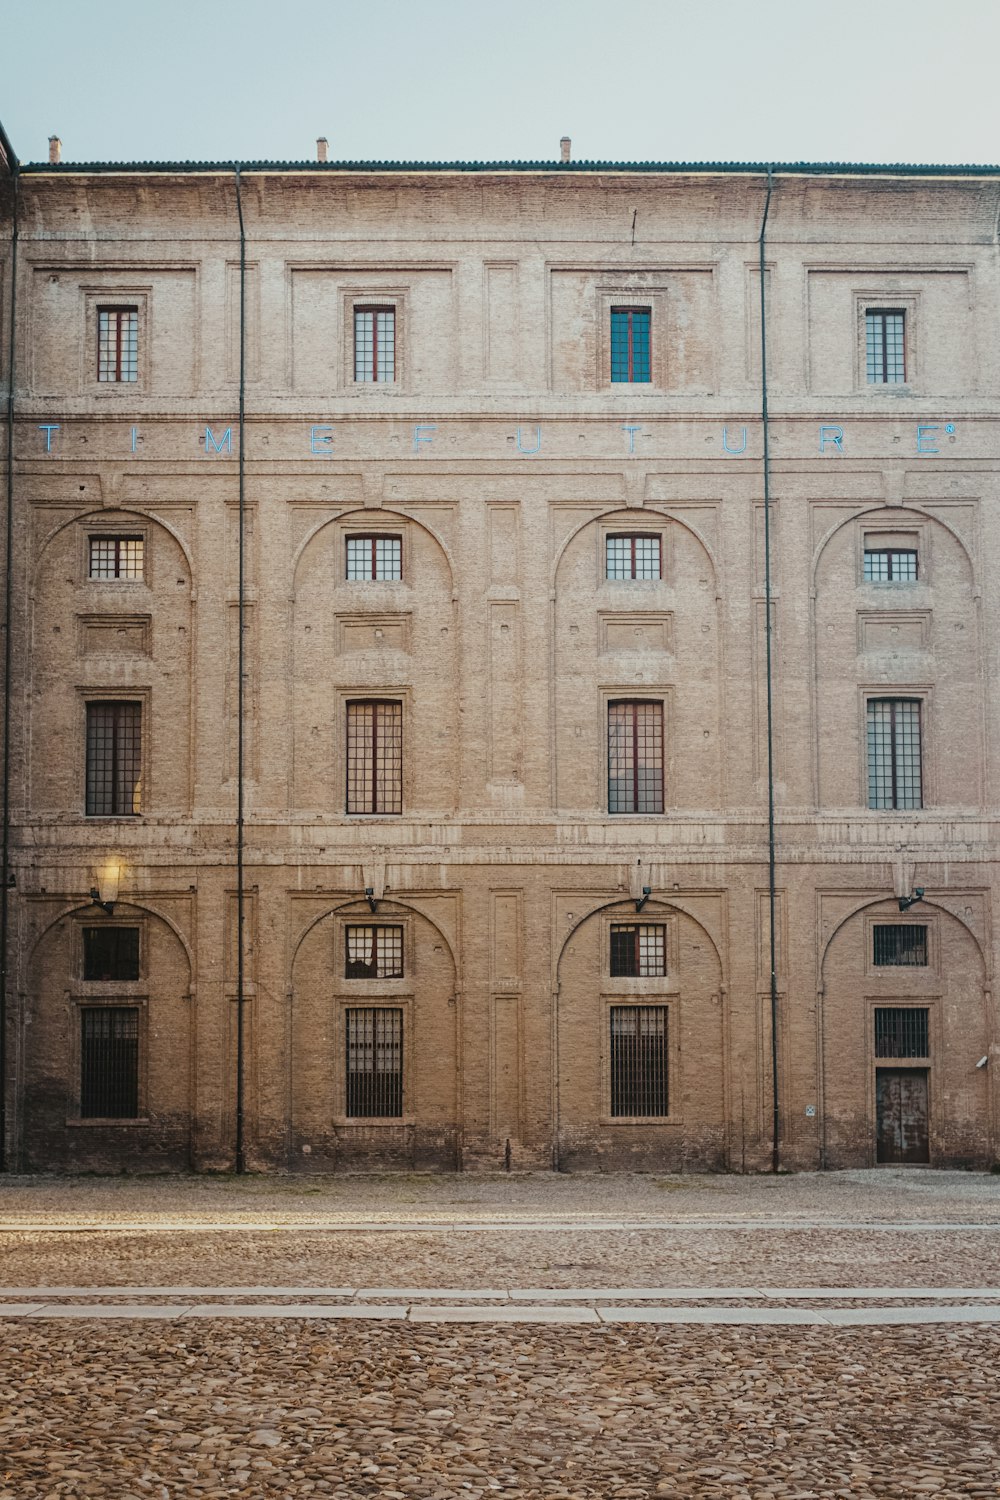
[758,166,780,1173]
[1,165,19,1173]
[233,166,247,1174]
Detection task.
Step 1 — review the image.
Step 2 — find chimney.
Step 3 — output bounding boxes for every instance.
[560,136,571,163]
[316,137,329,163]
[48,135,62,164]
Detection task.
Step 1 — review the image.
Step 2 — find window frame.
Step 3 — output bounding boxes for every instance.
[344,697,404,816]
[610,305,652,385]
[344,923,405,980]
[352,302,397,385]
[84,695,145,818]
[605,532,663,582]
[69,997,149,1124]
[606,697,665,816]
[855,293,917,391]
[872,923,929,970]
[605,1002,671,1121]
[83,290,149,392]
[865,694,924,811]
[345,533,403,582]
[865,307,906,385]
[82,925,142,982]
[609,923,667,978]
[343,1005,405,1119]
[87,532,146,583]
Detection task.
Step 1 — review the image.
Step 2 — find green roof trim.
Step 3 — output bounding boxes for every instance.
[15,157,1000,177]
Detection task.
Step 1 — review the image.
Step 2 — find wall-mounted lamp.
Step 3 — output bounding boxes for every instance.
[635,885,652,913]
[365,886,379,914]
[89,861,121,917]
[898,886,925,912]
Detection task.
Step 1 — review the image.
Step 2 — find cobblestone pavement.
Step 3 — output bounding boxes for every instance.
[2,1171,1000,1497]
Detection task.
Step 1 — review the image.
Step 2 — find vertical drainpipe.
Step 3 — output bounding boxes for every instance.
[1,159,19,1173]
[233,165,247,1173]
[758,166,780,1173]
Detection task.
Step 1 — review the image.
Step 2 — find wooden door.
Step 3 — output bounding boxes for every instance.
[876,1068,929,1164]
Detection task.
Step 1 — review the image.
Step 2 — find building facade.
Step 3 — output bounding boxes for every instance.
[2,131,998,1173]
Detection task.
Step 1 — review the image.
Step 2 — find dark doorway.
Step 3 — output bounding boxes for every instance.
[876,1068,929,1163]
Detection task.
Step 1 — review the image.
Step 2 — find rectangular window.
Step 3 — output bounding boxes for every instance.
[610,1005,668,1117]
[875,1007,929,1059]
[80,1007,139,1118]
[89,535,144,581]
[345,535,402,581]
[97,306,139,383]
[86,701,142,816]
[346,1007,403,1117]
[346,700,402,815]
[606,534,661,581]
[866,309,906,384]
[610,924,666,978]
[867,698,922,810]
[608,700,664,814]
[864,548,918,583]
[610,307,651,383]
[873,924,928,968]
[354,307,395,383]
[83,927,140,981]
[345,924,404,979]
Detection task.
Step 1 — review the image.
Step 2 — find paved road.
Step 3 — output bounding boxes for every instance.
[2,1170,1000,1497]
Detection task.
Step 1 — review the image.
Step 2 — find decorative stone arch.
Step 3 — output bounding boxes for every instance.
[26,897,196,989]
[810,503,977,593]
[817,894,988,989]
[550,503,720,593]
[32,506,196,594]
[289,892,460,985]
[290,505,457,597]
[553,893,726,988]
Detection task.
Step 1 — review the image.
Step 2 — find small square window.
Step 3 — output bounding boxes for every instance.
[873,924,928,967]
[81,1007,139,1118]
[346,1006,403,1117]
[83,927,140,981]
[354,306,395,383]
[875,1006,929,1058]
[606,534,661,580]
[97,306,139,383]
[610,307,651,383]
[867,698,922,810]
[345,924,404,979]
[86,701,142,816]
[610,924,666,977]
[866,309,906,384]
[89,535,144,581]
[864,548,918,583]
[610,1005,668,1117]
[346,535,402,581]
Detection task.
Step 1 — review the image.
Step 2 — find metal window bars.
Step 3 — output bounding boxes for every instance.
[610,307,651,383]
[867,698,922,810]
[864,548,918,582]
[345,535,402,581]
[605,534,661,580]
[875,1006,929,1059]
[865,309,906,384]
[873,924,928,967]
[85,701,142,816]
[608,700,664,814]
[345,924,404,979]
[346,1007,403,1117]
[609,923,666,977]
[83,927,140,981]
[354,307,395,383]
[346,701,403,815]
[97,307,139,383]
[610,1005,668,1117]
[89,535,144,580]
[80,1007,139,1117]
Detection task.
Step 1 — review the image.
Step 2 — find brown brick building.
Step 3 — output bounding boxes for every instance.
[1,126,998,1173]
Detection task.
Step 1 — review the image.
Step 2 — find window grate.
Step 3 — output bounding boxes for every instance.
[346,701,402,815]
[873,924,928,967]
[875,1007,929,1059]
[610,307,651,383]
[89,535,143,580]
[97,307,138,383]
[867,699,921,810]
[83,927,139,981]
[608,700,663,814]
[610,1005,668,1117]
[346,535,402,581]
[346,1007,403,1117]
[866,309,906,384]
[354,307,395,383]
[81,1007,139,1117]
[864,548,918,583]
[606,534,661,580]
[345,924,404,979]
[86,701,142,816]
[610,924,666,977]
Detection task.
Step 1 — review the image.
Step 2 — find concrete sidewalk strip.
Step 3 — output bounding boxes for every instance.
[185,1302,409,1320]
[597,1306,833,1326]
[4,1217,1000,1235]
[822,1304,1000,1326]
[510,1286,765,1301]
[0,1285,359,1299]
[25,1303,192,1319]
[357,1287,512,1300]
[765,1287,1000,1300]
[408,1304,601,1324]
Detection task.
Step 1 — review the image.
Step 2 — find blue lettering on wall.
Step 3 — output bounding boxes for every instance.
[413,424,436,452]
[130,427,139,453]
[205,427,232,456]
[916,425,939,454]
[310,425,334,457]
[722,426,747,456]
[622,425,642,454]
[516,426,541,455]
[38,424,60,453]
[819,425,844,454]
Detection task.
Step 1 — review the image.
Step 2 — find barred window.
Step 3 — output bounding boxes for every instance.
[864,548,918,583]
[866,309,906,384]
[97,306,139,383]
[608,700,664,814]
[346,535,402,581]
[610,1005,668,1117]
[86,701,142,816]
[89,535,143,580]
[611,307,651,383]
[610,924,666,977]
[345,924,404,979]
[867,699,921,810]
[84,927,139,981]
[606,534,661,580]
[346,1007,403,1117]
[874,924,928,968]
[354,307,395,383]
[81,1007,139,1118]
[875,1007,929,1059]
[346,700,402,815]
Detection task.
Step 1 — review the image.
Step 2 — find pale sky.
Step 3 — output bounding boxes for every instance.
[2,0,999,168]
